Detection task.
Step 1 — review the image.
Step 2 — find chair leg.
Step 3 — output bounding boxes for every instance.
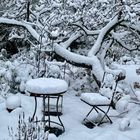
[95,106,112,125]
[83,107,94,122]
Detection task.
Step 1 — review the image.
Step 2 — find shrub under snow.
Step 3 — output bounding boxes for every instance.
[119,118,130,131]
[6,95,21,111]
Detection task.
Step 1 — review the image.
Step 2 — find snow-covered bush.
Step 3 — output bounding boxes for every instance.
[0,46,75,97]
[0,59,18,94]
[134,91,140,101]
[0,0,139,88]
[0,59,27,95]
[119,118,130,131]
[133,82,140,89]
[115,98,129,113]
[0,47,46,95]
[136,68,140,75]
[6,95,21,112]
[71,68,97,96]
[46,64,62,78]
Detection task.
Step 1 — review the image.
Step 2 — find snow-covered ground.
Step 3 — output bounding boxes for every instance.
[0,64,140,140]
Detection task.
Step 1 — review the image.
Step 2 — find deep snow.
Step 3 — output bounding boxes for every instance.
[0,64,140,140]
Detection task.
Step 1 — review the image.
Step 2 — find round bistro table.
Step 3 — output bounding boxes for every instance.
[26,78,68,133]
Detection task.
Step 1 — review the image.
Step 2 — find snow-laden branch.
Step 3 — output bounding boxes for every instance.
[60,32,81,49]
[100,39,114,69]
[70,23,100,35]
[88,15,121,56]
[0,17,44,42]
[0,17,105,85]
[45,60,66,67]
[111,32,129,50]
[111,31,140,51]
[54,43,104,82]
[121,22,140,32]
[36,2,62,17]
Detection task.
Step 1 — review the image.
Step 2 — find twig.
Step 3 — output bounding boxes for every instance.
[110,110,129,118]
[130,84,138,98]
[129,100,140,105]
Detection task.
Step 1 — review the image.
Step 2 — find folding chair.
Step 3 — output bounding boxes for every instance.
[81,74,121,128]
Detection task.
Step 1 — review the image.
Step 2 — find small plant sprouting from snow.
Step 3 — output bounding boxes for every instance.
[8,113,49,140]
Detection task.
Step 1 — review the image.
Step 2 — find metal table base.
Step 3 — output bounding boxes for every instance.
[30,92,65,133]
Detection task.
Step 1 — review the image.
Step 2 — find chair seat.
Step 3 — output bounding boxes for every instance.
[81,93,111,106]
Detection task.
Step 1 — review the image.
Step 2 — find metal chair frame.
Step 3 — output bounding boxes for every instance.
[81,76,119,126]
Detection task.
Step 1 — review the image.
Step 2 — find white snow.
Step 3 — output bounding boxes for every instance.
[0,65,140,140]
[135,91,140,101]
[118,65,140,85]
[98,0,109,3]
[71,23,100,35]
[54,43,104,81]
[51,30,60,38]
[26,78,68,94]
[47,64,61,78]
[6,95,21,110]
[61,33,81,49]
[81,93,110,105]
[0,17,44,43]
[99,87,113,99]
[19,81,26,92]
[0,0,140,139]
[119,118,130,131]
[88,15,119,56]
[115,98,129,113]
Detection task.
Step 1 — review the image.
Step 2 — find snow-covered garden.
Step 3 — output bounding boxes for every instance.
[0,63,140,140]
[0,0,140,139]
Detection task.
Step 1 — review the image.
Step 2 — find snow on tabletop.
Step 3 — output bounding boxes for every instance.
[26,78,68,94]
[81,93,110,105]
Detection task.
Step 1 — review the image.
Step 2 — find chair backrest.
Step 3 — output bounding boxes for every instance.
[100,72,122,109]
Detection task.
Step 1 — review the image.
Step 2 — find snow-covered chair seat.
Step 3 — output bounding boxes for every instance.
[80,72,125,128]
[81,93,111,106]
[81,92,113,127]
